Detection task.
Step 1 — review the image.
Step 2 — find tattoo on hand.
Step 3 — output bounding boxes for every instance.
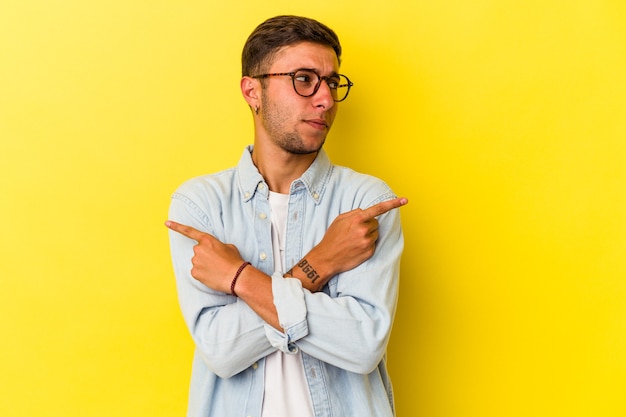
[297,258,320,283]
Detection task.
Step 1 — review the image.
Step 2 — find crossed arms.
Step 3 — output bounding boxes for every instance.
[166,195,407,376]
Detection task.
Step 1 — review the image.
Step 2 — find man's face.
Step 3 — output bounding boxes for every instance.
[259,42,340,155]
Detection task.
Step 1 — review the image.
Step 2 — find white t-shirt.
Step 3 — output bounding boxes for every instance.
[261,191,314,417]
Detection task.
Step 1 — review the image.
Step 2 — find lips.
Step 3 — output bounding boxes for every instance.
[304,118,329,130]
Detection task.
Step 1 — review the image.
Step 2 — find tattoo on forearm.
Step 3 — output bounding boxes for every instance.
[297,258,320,283]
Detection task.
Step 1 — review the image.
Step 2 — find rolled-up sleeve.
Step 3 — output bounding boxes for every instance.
[264,273,309,353]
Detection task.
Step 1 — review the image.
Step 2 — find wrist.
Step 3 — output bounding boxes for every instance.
[294,258,321,284]
[303,246,336,280]
[286,255,332,292]
[230,261,251,296]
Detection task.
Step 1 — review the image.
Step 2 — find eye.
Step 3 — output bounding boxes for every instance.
[326,76,341,89]
[294,70,317,85]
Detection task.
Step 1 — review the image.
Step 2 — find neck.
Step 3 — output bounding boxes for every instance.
[251,144,317,194]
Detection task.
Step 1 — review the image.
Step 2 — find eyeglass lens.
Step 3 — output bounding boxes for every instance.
[292,70,351,102]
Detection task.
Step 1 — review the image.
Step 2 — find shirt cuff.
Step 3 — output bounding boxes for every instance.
[264,272,309,353]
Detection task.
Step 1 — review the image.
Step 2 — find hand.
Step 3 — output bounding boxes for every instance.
[165,221,244,293]
[295,197,408,289]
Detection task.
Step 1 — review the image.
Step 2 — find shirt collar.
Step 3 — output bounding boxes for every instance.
[236,145,332,204]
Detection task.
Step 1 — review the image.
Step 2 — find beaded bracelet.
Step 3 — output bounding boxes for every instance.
[230,261,251,297]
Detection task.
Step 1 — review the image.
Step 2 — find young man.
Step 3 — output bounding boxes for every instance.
[166,15,407,417]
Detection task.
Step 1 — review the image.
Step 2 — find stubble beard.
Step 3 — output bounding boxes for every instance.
[278,134,325,155]
[260,91,326,155]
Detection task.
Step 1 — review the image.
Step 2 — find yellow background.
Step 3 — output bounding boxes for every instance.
[1,1,625,416]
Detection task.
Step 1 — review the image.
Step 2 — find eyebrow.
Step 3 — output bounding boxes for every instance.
[294,67,340,77]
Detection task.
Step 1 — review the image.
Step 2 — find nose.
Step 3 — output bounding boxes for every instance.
[312,79,335,109]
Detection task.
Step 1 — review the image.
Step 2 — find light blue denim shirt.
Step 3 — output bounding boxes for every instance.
[168,146,404,417]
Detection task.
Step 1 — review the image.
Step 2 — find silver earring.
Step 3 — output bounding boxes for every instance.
[254,106,259,115]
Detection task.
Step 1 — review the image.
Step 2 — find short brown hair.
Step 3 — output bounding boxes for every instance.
[241,15,342,77]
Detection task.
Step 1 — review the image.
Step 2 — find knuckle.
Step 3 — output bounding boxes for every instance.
[358,236,372,250]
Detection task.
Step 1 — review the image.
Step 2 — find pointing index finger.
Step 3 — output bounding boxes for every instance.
[165,220,207,242]
[363,197,408,219]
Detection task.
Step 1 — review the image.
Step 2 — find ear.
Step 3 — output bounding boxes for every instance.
[240,76,261,109]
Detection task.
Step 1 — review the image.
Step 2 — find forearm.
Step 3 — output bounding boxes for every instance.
[169,223,277,376]
[284,231,353,292]
[188,297,274,378]
[284,253,334,293]
[236,267,310,356]
[234,266,282,330]
[298,288,396,373]
[275,208,405,372]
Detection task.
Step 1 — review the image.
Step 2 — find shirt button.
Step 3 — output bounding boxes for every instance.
[259,212,267,220]
[258,183,265,189]
[244,192,251,199]
[252,362,258,370]
[313,192,319,199]
[259,252,267,261]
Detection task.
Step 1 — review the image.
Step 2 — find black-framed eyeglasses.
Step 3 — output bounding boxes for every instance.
[252,69,354,102]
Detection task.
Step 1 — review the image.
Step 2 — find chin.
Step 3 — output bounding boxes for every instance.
[281,136,325,155]
[287,147,321,156]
